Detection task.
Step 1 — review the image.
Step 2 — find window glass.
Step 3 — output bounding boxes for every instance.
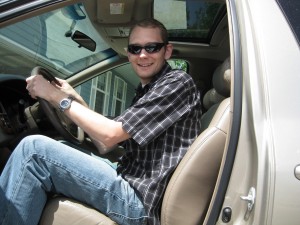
[76,64,138,117]
[0,3,116,79]
[154,0,226,43]
[112,77,127,117]
[95,91,106,114]
[92,73,111,116]
[276,0,300,46]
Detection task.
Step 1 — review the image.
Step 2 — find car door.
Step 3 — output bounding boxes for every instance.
[206,0,300,225]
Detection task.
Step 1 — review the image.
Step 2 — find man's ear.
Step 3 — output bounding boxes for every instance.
[164,43,173,60]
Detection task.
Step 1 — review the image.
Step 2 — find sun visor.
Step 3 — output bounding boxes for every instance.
[97,0,135,24]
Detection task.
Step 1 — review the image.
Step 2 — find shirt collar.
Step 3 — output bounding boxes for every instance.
[146,62,172,88]
[131,62,172,106]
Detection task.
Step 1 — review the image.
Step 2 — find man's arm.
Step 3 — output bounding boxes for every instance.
[64,100,131,154]
[26,75,131,154]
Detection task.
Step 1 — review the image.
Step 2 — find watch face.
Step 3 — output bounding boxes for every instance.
[61,99,70,108]
[60,98,71,111]
[59,97,73,111]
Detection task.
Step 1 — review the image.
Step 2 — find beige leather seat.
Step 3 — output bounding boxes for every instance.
[39,58,231,225]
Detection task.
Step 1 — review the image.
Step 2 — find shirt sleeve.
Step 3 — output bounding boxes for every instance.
[115,71,196,147]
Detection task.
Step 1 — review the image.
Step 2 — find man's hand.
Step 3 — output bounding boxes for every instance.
[26,75,88,107]
[26,75,57,100]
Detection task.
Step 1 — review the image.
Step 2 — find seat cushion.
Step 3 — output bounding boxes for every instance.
[39,197,117,225]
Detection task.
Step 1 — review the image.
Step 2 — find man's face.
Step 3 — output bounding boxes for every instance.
[128,27,173,85]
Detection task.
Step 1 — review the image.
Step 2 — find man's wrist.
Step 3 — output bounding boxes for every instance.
[58,96,74,112]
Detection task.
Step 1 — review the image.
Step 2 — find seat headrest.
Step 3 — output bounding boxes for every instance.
[213,57,231,97]
[203,57,231,110]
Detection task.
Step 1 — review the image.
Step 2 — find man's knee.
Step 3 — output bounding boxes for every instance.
[16,135,51,156]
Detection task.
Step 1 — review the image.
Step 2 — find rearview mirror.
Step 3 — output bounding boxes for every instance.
[71,30,96,52]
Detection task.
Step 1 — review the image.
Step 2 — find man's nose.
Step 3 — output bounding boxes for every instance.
[139,49,148,57]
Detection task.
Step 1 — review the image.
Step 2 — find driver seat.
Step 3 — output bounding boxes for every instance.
[39,58,231,225]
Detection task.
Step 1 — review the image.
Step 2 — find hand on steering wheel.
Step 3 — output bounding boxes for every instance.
[31,66,84,144]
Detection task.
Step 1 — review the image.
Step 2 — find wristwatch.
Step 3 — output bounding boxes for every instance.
[59,96,74,112]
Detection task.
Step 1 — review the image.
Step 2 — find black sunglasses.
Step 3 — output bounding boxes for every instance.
[127,43,166,55]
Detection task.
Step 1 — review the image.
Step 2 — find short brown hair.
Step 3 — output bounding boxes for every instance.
[129,18,169,44]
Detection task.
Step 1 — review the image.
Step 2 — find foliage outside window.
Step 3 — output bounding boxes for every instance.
[168,59,188,72]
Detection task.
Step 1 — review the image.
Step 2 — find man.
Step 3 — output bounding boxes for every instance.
[0,18,201,225]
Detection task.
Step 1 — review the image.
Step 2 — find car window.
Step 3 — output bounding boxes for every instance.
[75,63,138,118]
[0,3,116,79]
[0,0,224,81]
[154,0,226,43]
[276,0,300,46]
[75,59,189,117]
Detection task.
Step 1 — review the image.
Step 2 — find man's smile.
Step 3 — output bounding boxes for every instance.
[138,63,153,67]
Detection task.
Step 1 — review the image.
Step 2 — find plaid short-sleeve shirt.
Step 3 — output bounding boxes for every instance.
[115,63,202,225]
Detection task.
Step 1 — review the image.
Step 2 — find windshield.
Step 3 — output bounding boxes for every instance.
[0,3,116,79]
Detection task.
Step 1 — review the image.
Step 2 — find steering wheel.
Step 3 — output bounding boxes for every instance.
[31,66,84,144]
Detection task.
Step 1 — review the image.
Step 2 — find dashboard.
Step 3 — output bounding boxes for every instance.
[0,74,104,158]
[0,75,37,148]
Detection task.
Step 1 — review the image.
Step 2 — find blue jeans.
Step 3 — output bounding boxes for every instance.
[0,135,146,225]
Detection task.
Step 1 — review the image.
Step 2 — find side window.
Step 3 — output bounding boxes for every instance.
[91,72,111,116]
[112,77,127,117]
[76,63,139,118]
[276,0,300,46]
[76,60,188,117]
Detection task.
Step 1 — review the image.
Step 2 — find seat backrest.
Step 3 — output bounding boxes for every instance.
[161,58,231,225]
[161,98,231,225]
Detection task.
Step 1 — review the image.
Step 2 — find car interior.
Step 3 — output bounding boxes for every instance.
[0,0,234,224]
